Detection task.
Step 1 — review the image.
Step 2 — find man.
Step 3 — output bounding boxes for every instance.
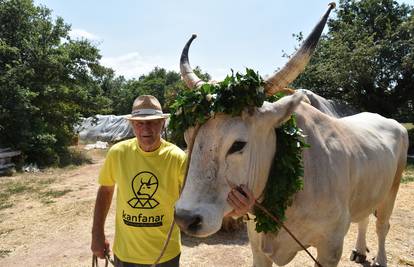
[91,95,253,267]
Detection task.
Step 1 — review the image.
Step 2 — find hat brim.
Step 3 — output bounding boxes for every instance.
[126,114,170,121]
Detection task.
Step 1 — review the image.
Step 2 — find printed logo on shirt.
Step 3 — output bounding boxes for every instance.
[128,171,160,209]
[122,210,164,227]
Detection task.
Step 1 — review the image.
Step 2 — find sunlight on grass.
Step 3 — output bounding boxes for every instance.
[402,162,414,184]
[402,123,414,130]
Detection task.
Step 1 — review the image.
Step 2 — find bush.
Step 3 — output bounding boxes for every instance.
[58,148,93,167]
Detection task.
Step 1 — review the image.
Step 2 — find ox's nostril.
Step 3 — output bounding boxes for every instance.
[174,209,203,233]
[188,215,202,231]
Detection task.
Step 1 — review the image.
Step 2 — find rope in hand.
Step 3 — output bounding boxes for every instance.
[92,249,115,267]
[234,185,323,267]
[254,202,323,267]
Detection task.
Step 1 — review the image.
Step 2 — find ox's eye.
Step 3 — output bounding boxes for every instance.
[227,141,246,155]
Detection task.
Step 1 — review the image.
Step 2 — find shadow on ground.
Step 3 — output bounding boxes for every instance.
[181,225,249,247]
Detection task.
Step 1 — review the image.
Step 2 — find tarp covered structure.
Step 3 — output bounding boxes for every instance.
[75,115,134,143]
[75,115,170,143]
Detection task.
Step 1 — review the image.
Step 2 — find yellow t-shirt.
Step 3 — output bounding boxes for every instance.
[99,138,187,264]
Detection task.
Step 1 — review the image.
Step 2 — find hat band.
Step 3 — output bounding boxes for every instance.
[131,109,163,117]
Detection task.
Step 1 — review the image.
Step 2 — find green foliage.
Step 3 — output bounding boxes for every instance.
[253,106,308,234]
[169,68,265,147]
[291,0,414,122]
[0,0,111,166]
[106,67,186,115]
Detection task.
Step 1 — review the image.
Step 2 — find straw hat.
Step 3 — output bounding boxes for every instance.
[126,95,169,121]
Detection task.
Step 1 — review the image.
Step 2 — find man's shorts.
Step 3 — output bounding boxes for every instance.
[114,254,180,267]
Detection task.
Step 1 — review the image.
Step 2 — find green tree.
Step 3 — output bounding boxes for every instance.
[107,66,203,115]
[0,0,111,166]
[292,0,414,121]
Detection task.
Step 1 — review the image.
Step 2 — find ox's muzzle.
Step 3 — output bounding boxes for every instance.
[174,208,203,235]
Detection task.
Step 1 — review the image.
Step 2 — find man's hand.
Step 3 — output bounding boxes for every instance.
[91,232,110,259]
[226,184,255,217]
[91,185,114,259]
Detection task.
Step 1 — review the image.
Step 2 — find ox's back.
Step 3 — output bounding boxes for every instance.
[294,103,408,222]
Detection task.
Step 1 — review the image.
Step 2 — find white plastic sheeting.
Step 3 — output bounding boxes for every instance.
[75,115,134,143]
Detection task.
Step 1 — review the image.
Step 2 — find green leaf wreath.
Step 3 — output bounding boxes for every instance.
[169,68,309,234]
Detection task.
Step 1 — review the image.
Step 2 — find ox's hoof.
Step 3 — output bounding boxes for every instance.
[350,249,367,263]
[371,258,386,267]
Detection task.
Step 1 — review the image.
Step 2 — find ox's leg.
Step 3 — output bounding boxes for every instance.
[350,217,369,263]
[315,220,350,267]
[315,238,344,267]
[246,221,273,267]
[373,168,402,267]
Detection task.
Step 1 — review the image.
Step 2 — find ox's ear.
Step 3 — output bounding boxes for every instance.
[184,126,196,146]
[257,92,305,127]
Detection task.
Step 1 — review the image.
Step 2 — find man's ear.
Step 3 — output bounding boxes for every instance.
[257,92,305,127]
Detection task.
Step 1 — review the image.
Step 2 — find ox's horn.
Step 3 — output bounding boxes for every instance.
[180,34,205,89]
[265,2,336,96]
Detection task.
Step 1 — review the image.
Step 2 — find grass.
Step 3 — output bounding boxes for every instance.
[0,145,108,211]
[38,188,72,204]
[402,123,414,130]
[0,181,34,210]
[0,249,12,258]
[6,182,33,194]
[40,189,72,199]
[402,162,414,184]
[0,177,72,209]
[0,202,13,210]
[37,178,56,185]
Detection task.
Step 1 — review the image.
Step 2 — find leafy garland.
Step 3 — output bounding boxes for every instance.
[169,68,266,133]
[169,68,309,234]
[253,116,309,233]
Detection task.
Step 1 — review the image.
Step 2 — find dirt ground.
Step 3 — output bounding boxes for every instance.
[0,149,413,267]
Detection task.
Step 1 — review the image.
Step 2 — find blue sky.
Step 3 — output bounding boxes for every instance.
[34,0,412,80]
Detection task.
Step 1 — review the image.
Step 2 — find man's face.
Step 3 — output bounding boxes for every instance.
[131,119,165,151]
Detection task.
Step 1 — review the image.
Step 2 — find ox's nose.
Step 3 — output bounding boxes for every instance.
[174,209,203,233]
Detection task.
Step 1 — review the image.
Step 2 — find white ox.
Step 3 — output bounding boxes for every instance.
[174,4,409,267]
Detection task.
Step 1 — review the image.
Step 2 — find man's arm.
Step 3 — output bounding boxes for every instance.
[91,185,115,259]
